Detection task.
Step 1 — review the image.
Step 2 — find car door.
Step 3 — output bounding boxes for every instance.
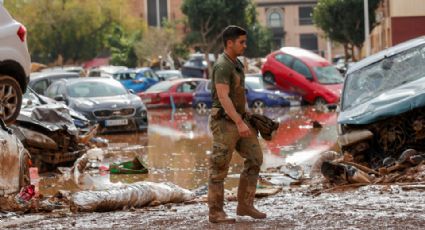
[288,59,316,102]
[175,81,198,106]
[273,53,295,92]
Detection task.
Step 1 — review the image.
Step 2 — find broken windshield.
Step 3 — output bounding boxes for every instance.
[342,44,425,110]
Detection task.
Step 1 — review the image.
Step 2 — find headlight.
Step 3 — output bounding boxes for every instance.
[140,110,147,118]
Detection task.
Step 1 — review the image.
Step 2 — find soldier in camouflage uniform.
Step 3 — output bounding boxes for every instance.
[208,25,267,223]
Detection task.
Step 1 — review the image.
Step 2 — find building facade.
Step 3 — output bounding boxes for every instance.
[254,0,339,59]
[129,0,185,28]
[370,0,425,54]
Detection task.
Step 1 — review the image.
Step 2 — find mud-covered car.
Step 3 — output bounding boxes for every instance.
[0,121,30,195]
[338,36,425,168]
[45,77,148,133]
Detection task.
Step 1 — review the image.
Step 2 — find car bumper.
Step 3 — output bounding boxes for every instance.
[96,117,148,134]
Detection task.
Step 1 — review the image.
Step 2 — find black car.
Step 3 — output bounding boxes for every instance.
[181,53,215,78]
[29,71,80,95]
[45,77,148,133]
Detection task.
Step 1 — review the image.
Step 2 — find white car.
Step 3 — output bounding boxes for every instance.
[0,2,31,123]
[0,122,30,196]
[0,1,31,197]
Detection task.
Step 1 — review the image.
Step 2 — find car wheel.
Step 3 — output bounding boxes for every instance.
[314,97,327,106]
[263,72,275,84]
[0,76,22,124]
[252,100,265,109]
[195,102,208,114]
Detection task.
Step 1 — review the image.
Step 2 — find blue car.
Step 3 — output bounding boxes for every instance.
[192,75,299,113]
[112,68,160,93]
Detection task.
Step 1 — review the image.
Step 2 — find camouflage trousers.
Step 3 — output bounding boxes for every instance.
[208,116,263,183]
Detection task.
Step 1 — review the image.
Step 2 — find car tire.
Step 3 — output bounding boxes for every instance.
[0,75,23,124]
[314,97,327,106]
[263,72,275,84]
[195,102,208,114]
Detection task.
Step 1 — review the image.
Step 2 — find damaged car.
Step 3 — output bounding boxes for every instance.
[0,120,30,196]
[336,36,425,171]
[45,77,148,133]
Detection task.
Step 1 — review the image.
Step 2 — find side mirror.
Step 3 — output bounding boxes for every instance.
[128,89,135,94]
[54,95,65,101]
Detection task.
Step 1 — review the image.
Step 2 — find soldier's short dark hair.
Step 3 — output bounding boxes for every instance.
[222,25,247,47]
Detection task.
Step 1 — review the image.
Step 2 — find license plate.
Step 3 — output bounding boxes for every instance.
[142,98,151,103]
[105,119,128,126]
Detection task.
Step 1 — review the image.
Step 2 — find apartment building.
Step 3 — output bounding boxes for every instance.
[129,0,185,29]
[370,0,425,54]
[254,0,340,59]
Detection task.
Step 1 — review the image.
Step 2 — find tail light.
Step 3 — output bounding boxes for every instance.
[17,25,26,42]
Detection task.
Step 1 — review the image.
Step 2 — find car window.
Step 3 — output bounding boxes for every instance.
[343,44,425,110]
[206,81,212,91]
[177,82,198,93]
[58,84,67,96]
[32,79,49,95]
[145,80,174,92]
[292,59,313,80]
[313,66,343,84]
[275,54,293,66]
[45,82,61,98]
[146,70,159,81]
[68,81,127,98]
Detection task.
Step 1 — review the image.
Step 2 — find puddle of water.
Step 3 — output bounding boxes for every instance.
[39,107,338,195]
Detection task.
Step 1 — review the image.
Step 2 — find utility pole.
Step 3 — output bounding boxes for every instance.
[364,0,371,57]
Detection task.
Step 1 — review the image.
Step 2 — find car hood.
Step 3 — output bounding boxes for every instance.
[70,94,143,110]
[321,83,342,96]
[339,77,425,125]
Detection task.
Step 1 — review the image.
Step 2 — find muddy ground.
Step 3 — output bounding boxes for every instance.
[2,184,425,229]
[2,107,425,229]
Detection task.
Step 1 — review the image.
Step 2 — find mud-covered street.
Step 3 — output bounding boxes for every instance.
[2,184,425,229]
[2,107,425,229]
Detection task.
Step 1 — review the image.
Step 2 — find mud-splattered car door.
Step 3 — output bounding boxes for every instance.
[0,122,29,195]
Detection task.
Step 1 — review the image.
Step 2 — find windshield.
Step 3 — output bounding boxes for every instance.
[146,80,174,92]
[342,44,425,110]
[313,66,344,84]
[245,78,264,90]
[68,81,127,98]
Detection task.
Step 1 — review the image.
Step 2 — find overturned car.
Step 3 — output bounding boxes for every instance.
[335,36,425,173]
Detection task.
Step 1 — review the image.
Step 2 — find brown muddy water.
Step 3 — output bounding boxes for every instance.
[39,106,338,195]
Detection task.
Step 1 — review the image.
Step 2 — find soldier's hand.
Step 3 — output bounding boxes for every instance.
[236,120,252,137]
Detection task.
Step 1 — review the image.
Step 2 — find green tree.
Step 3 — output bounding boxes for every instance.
[134,21,182,69]
[5,0,144,65]
[181,0,250,71]
[313,0,381,60]
[244,1,273,58]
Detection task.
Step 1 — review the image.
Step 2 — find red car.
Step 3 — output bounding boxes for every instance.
[138,78,207,107]
[262,47,343,105]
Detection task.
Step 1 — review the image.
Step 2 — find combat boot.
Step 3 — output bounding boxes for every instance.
[236,175,267,219]
[208,182,236,224]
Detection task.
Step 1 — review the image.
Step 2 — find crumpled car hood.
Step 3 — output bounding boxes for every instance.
[338,77,425,125]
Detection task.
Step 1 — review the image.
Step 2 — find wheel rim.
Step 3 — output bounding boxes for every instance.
[0,83,19,121]
[196,102,208,114]
[253,100,265,109]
